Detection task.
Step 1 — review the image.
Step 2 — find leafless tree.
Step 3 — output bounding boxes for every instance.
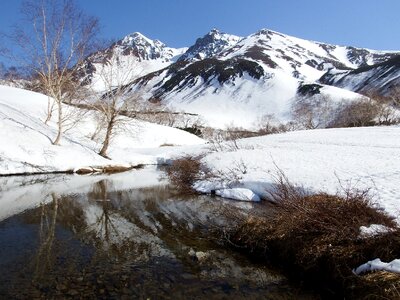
[88,55,142,158]
[34,193,59,280]
[330,97,380,127]
[291,94,335,129]
[386,86,400,108]
[362,90,399,125]
[10,0,99,145]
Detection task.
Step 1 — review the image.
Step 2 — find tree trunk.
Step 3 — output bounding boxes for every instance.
[44,97,54,125]
[52,101,62,145]
[99,117,114,158]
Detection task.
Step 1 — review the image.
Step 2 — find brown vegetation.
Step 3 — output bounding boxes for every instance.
[292,94,399,130]
[223,176,400,298]
[330,98,381,128]
[166,155,209,194]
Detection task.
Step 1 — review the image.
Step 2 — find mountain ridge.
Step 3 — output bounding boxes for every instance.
[74,28,400,128]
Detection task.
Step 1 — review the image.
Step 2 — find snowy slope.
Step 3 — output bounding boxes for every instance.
[193,126,400,221]
[320,55,400,95]
[71,28,400,130]
[125,60,362,129]
[78,32,187,91]
[114,28,400,129]
[159,71,361,128]
[217,29,398,80]
[0,85,204,175]
[178,29,242,61]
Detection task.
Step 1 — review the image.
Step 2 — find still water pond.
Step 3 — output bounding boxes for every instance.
[0,167,315,299]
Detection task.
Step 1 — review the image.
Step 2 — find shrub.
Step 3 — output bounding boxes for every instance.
[291,94,336,129]
[329,98,380,128]
[166,155,207,193]
[178,126,202,137]
[223,175,400,298]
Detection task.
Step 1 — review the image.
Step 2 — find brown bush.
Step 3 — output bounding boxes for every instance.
[329,98,381,128]
[166,155,208,193]
[224,176,400,298]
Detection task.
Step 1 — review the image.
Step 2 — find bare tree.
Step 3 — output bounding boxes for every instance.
[88,55,142,158]
[377,105,398,125]
[363,89,399,125]
[386,86,400,108]
[34,193,59,280]
[330,97,380,128]
[10,0,99,145]
[0,62,5,79]
[291,94,335,129]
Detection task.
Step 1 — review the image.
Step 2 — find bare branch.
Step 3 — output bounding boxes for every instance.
[8,0,99,145]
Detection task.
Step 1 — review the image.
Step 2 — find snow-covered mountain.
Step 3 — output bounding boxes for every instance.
[178,29,242,61]
[77,28,400,128]
[319,55,400,95]
[78,32,187,90]
[117,32,184,61]
[213,29,398,81]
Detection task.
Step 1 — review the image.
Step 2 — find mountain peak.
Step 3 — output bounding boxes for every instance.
[108,31,176,61]
[121,32,164,47]
[209,28,220,34]
[252,28,285,39]
[178,29,241,61]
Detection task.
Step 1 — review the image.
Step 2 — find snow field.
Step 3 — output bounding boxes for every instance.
[0,85,205,174]
[194,126,400,223]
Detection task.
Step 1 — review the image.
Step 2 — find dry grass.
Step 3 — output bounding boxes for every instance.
[223,175,400,298]
[357,271,400,299]
[166,155,209,194]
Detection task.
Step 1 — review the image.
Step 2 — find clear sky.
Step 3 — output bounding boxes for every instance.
[1,0,400,53]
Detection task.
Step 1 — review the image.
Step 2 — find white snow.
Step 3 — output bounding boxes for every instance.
[215,188,260,202]
[359,224,394,238]
[192,126,400,221]
[0,85,204,174]
[88,32,187,92]
[159,69,362,129]
[2,84,399,223]
[354,258,400,275]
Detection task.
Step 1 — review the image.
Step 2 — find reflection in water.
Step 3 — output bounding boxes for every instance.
[0,167,316,299]
[34,193,58,281]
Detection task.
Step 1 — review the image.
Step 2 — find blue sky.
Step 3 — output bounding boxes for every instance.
[1,0,399,51]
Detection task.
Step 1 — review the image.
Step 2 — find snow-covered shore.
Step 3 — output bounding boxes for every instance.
[1,84,400,222]
[0,85,204,175]
[191,126,400,222]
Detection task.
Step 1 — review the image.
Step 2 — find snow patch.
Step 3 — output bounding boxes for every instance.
[354,258,400,275]
[215,188,261,202]
[359,224,394,238]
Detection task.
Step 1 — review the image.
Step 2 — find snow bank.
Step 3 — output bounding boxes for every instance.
[193,126,400,221]
[215,188,261,202]
[354,258,400,275]
[0,85,204,174]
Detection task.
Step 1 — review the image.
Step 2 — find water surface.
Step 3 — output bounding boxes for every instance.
[0,167,315,299]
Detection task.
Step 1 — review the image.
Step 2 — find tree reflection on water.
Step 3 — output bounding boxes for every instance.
[0,169,317,299]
